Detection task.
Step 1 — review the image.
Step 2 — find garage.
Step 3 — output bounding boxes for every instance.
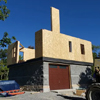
[49,64,70,90]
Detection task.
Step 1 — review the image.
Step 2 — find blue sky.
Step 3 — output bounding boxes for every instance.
[1,0,100,48]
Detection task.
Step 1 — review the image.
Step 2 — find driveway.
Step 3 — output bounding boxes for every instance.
[0,92,86,100]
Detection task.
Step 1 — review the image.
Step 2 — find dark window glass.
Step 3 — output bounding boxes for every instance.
[59,65,66,69]
[80,44,85,54]
[49,65,57,68]
[69,41,72,52]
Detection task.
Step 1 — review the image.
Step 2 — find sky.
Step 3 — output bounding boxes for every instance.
[1,0,100,49]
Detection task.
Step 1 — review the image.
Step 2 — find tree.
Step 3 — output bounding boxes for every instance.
[92,45,100,60]
[92,45,100,53]
[28,46,34,49]
[0,33,16,80]
[0,0,14,47]
[0,33,16,65]
[0,32,16,47]
[19,55,23,60]
[0,49,7,66]
[0,64,9,80]
[93,52,97,60]
[0,0,16,80]
[91,45,100,74]
[98,52,100,58]
[0,57,9,80]
[0,0,10,21]
[0,35,16,80]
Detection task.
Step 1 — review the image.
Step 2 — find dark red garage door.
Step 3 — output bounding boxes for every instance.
[49,64,70,90]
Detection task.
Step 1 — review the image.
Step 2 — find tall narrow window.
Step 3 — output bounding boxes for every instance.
[69,41,72,52]
[80,44,85,54]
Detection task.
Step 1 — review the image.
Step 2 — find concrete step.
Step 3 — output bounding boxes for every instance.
[51,89,76,96]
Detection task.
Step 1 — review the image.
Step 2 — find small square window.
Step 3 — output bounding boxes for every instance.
[80,44,85,54]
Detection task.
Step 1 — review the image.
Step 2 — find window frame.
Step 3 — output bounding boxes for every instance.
[80,44,85,55]
[69,41,72,52]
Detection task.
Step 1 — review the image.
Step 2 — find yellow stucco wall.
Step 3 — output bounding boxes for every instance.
[35,29,93,63]
[7,42,15,66]
[8,7,93,65]
[51,7,60,33]
[7,41,35,65]
[20,48,35,61]
[7,41,20,65]
[35,29,43,58]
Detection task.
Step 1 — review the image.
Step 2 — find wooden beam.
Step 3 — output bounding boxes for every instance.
[20,43,24,48]
[19,47,24,51]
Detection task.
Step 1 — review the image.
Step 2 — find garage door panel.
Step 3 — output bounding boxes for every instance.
[49,64,70,90]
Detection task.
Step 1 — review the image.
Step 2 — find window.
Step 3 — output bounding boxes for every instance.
[12,47,16,57]
[80,44,85,54]
[49,65,57,68]
[59,65,67,69]
[69,41,72,52]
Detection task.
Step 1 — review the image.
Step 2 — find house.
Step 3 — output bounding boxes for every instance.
[7,7,93,92]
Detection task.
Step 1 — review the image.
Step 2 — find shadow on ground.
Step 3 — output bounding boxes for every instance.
[57,94,86,100]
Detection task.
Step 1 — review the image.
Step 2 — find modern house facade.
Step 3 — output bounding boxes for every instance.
[7,7,93,92]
